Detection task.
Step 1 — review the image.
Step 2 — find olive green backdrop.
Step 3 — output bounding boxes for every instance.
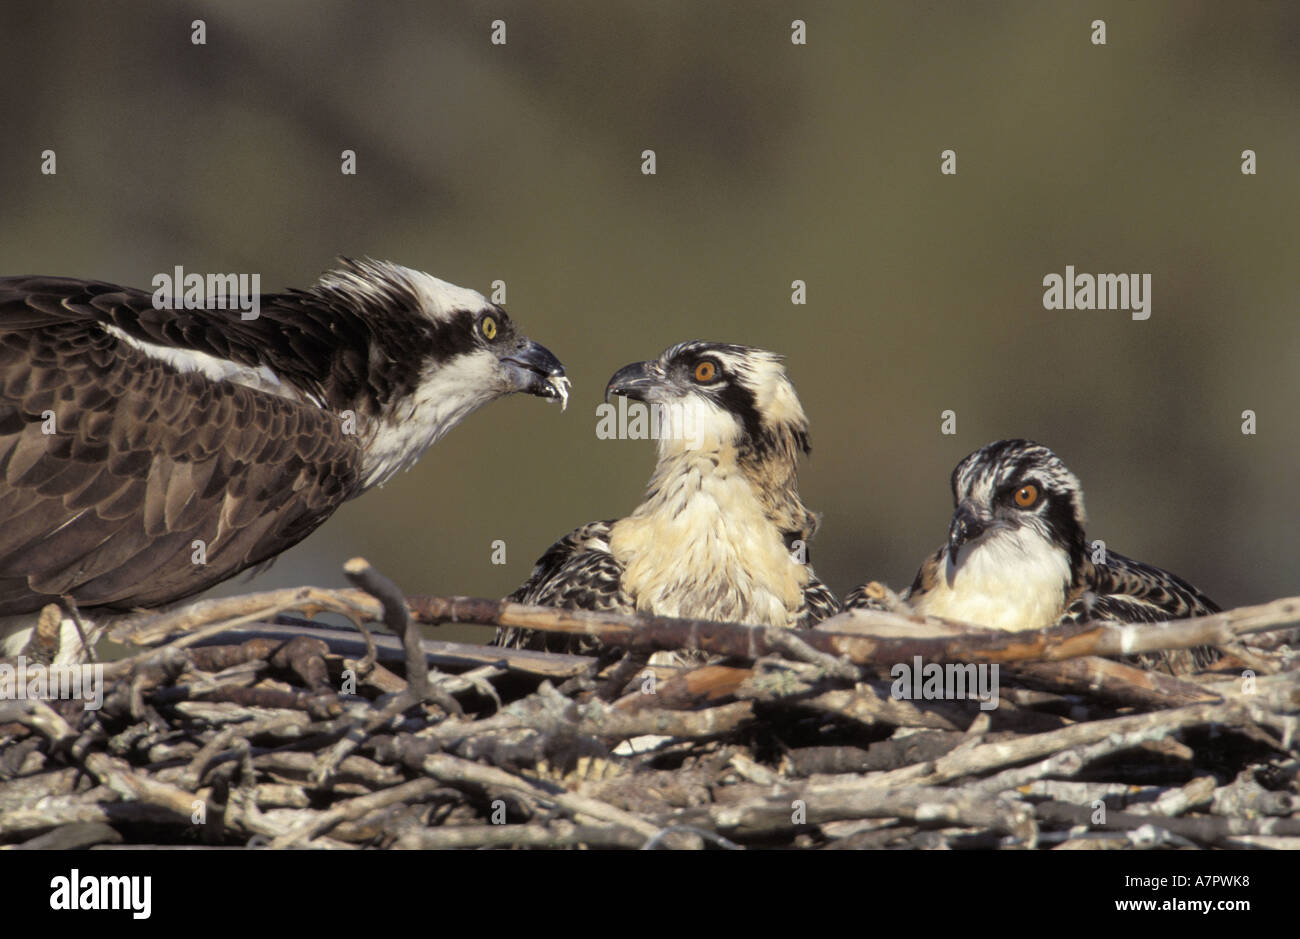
[2,1,1296,642]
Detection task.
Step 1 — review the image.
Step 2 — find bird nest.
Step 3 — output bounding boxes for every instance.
[1,560,1297,850]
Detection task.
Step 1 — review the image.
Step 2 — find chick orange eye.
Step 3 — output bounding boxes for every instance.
[694,361,716,382]
[1014,484,1039,508]
[480,316,497,340]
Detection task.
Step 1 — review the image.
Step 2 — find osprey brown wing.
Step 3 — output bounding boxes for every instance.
[493,520,629,653]
[0,278,362,615]
[1066,549,1221,623]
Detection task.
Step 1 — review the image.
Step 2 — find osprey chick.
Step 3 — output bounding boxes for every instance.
[0,258,568,663]
[846,438,1220,673]
[496,340,840,655]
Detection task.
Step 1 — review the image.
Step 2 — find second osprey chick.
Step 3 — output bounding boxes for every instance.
[846,438,1221,673]
[495,340,840,654]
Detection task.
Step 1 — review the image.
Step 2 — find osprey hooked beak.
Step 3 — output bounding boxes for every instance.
[947,500,993,564]
[603,360,666,403]
[502,338,570,410]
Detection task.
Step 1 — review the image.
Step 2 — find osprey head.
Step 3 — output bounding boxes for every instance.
[308,259,569,487]
[314,258,567,403]
[945,438,1087,566]
[604,340,809,459]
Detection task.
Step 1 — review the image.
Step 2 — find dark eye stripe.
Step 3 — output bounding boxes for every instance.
[426,309,479,362]
[713,377,764,445]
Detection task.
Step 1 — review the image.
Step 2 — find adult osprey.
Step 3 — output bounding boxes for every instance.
[495,340,840,657]
[0,258,569,663]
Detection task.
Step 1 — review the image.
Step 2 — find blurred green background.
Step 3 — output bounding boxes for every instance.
[2,1,1296,642]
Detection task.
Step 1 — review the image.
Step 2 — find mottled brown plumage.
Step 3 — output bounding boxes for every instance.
[0,310,357,613]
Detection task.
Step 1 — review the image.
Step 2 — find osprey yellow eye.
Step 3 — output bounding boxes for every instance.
[480,316,498,340]
[694,361,716,383]
[1014,484,1039,508]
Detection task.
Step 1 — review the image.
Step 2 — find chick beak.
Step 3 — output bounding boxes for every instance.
[947,501,989,564]
[604,361,664,404]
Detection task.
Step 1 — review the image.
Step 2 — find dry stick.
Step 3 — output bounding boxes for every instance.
[313,694,418,785]
[867,700,1270,788]
[1005,658,1221,709]
[113,585,1300,683]
[783,735,961,776]
[11,700,198,821]
[181,714,309,791]
[343,558,427,703]
[311,560,453,783]
[1035,800,1300,846]
[0,767,82,812]
[399,594,1300,668]
[596,652,653,703]
[153,609,291,653]
[254,751,402,789]
[83,752,199,820]
[613,663,756,713]
[1217,836,1300,849]
[1148,776,1219,817]
[674,782,1036,843]
[761,628,860,680]
[0,699,77,747]
[1204,668,1300,705]
[268,636,334,693]
[797,686,966,731]
[642,826,744,851]
[0,800,185,840]
[420,709,538,749]
[577,698,754,740]
[825,609,1218,709]
[98,617,285,689]
[1215,640,1280,674]
[415,752,668,844]
[150,619,590,680]
[184,637,293,673]
[427,695,756,748]
[430,664,506,712]
[154,682,339,719]
[1210,771,1297,817]
[224,740,294,845]
[395,821,647,850]
[114,586,1299,676]
[964,726,1182,796]
[1247,626,1300,651]
[269,777,444,849]
[15,821,123,851]
[1015,780,1162,807]
[111,587,379,647]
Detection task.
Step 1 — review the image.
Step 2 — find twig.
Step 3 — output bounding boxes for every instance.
[866,700,1269,788]
[401,593,1300,669]
[394,820,646,850]
[671,782,1037,843]
[343,558,427,703]
[1036,800,1300,846]
[414,751,671,845]
[269,778,443,848]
